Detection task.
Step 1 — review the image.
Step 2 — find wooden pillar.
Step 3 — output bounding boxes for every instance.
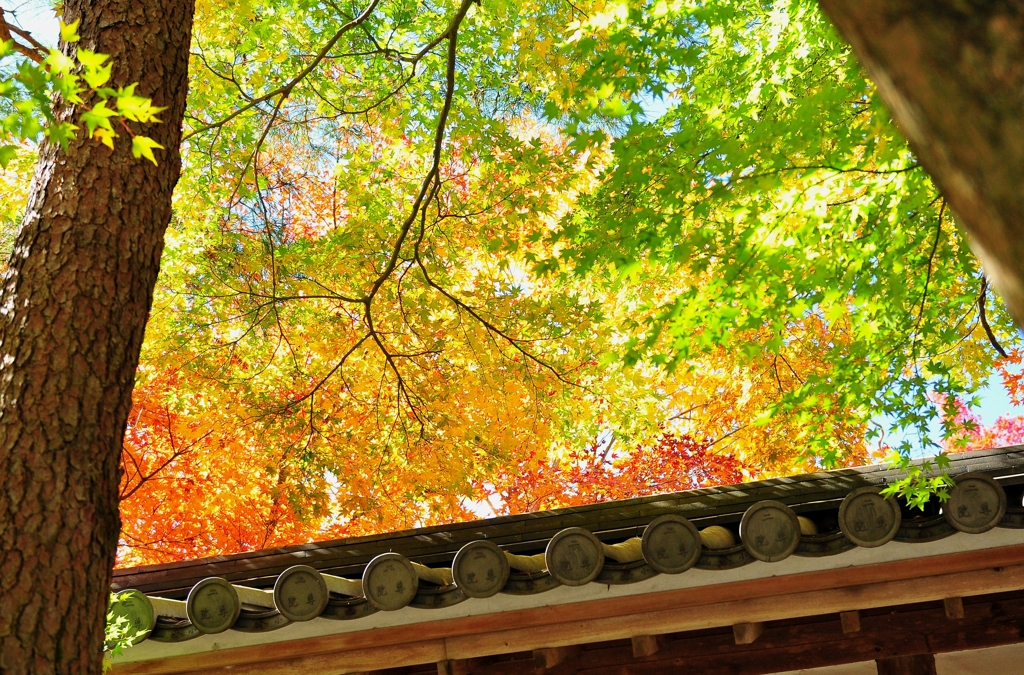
[438,660,473,675]
[442,659,483,675]
[876,654,937,675]
[533,646,579,670]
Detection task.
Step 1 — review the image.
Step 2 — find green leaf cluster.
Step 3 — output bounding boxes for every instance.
[0,20,164,166]
[545,0,1019,467]
[103,593,148,658]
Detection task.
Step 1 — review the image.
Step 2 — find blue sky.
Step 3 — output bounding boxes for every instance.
[2,1,57,44]
[974,372,1021,425]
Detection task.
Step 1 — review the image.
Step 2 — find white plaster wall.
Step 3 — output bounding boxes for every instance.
[775,663,876,675]
[769,643,1024,675]
[936,643,1024,674]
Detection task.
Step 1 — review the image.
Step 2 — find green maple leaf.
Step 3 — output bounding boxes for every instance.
[131,135,164,165]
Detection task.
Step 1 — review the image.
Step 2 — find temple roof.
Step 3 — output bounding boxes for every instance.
[109,445,1024,654]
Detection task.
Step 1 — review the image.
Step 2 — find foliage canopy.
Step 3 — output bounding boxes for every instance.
[1,0,1020,565]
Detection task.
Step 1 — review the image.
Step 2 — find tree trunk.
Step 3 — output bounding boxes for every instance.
[0,0,194,672]
[816,0,1024,328]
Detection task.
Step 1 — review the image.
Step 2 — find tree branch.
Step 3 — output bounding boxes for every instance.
[912,199,945,346]
[361,0,474,305]
[0,9,46,64]
[978,276,1008,359]
[183,0,382,139]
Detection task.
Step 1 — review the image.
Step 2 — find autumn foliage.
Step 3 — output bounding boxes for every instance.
[113,122,877,565]
[120,374,750,567]
[111,105,1018,566]
[486,434,747,514]
[1,0,1020,570]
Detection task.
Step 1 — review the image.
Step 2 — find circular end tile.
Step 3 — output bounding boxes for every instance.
[273,565,329,622]
[453,540,510,598]
[186,577,240,634]
[108,589,155,643]
[839,487,902,548]
[362,553,419,611]
[740,500,800,562]
[545,527,604,586]
[944,472,1006,534]
[641,514,701,574]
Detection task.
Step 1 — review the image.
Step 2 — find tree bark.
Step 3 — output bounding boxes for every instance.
[816,0,1024,328]
[0,0,195,672]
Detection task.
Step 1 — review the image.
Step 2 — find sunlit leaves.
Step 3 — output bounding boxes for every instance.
[104,594,148,655]
[77,49,112,88]
[0,143,16,166]
[59,18,81,44]
[881,452,954,510]
[115,84,166,123]
[96,0,1021,564]
[548,0,1020,469]
[0,21,163,164]
[80,99,116,135]
[131,135,163,164]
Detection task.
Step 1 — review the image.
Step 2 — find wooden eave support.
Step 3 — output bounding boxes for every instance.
[733,622,764,645]
[840,610,861,633]
[631,634,664,658]
[944,597,965,620]
[437,659,478,675]
[533,646,579,670]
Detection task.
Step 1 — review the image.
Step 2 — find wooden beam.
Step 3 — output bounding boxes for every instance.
[732,623,764,645]
[438,659,483,675]
[533,646,579,670]
[158,640,447,675]
[115,591,1024,675]
[445,561,1024,660]
[630,635,662,658]
[568,596,1024,675]
[943,597,964,620]
[840,610,861,633]
[876,654,937,675]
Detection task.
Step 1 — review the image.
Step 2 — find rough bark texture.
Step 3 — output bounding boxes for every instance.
[817,0,1024,328]
[0,0,195,672]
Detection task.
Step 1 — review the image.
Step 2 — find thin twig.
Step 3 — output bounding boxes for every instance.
[0,9,46,63]
[183,0,382,140]
[978,276,1008,358]
[912,199,946,346]
[361,0,474,304]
